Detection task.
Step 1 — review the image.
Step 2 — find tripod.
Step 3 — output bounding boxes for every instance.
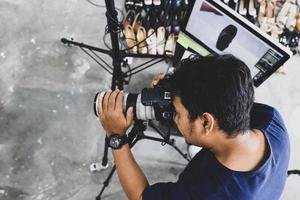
[61,0,189,199]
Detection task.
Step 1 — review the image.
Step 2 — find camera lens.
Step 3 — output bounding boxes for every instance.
[93,91,156,121]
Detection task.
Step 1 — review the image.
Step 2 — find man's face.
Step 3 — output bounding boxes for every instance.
[172,96,194,143]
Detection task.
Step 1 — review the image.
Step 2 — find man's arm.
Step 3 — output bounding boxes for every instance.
[112,144,148,200]
[97,90,148,200]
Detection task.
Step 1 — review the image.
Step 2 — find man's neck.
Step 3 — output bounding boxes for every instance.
[210,129,269,172]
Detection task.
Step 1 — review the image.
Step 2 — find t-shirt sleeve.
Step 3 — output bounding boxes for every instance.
[250,103,287,132]
[142,181,226,200]
[142,182,191,200]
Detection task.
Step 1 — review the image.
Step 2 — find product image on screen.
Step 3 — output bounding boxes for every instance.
[182,0,291,87]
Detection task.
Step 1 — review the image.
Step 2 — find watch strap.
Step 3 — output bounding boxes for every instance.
[106,134,128,149]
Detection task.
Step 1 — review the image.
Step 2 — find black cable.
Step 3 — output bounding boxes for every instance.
[287,170,300,176]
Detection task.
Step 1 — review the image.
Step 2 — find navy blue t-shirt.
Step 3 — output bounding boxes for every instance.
[143,103,290,200]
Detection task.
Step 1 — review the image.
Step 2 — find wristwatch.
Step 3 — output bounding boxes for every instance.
[106,134,128,149]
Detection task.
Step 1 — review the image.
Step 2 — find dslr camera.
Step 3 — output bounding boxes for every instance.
[93,75,175,125]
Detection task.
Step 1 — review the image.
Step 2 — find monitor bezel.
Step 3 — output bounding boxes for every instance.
[180,0,292,87]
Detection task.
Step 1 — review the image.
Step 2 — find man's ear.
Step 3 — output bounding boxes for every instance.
[201,112,215,135]
[192,112,215,136]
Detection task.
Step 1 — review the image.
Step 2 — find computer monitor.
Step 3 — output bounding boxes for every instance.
[178,0,292,87]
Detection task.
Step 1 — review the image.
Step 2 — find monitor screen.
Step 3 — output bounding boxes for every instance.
[179,0,291,87]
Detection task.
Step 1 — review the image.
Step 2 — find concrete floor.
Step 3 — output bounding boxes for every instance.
[0,0,299,199]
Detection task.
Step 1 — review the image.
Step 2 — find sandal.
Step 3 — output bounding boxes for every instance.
[285,3,298,31]
[165,33,176,56]
[136,26,148,54]
[258,0,266,26]
[238,0,247,16]
[276,1,291,32]
[146,28,157,55]
[156,26,166,55]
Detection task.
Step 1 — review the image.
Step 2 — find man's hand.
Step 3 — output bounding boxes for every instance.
[97,90,134,136]
[150,72,166,87]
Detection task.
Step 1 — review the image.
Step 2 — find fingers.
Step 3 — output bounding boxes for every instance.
[108,90,119,112]
[126,107,134,127]
[115,91,124,112]
[97,93,103,117]
[151,73,166,87]
[103,90,112,114]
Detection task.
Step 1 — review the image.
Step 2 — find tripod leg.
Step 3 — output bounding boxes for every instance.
[101,138,109,168]
[96,165,116,200]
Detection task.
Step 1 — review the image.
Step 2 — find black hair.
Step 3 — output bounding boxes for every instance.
[170,54,254,136]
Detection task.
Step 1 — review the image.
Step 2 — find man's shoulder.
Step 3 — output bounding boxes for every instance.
[250,103,287,134]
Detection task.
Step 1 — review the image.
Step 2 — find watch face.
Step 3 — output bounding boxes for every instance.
[110,137,121,149]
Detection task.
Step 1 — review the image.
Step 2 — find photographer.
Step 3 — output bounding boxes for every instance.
[97,55,290,200]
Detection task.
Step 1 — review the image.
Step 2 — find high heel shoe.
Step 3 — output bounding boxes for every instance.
[124,25,137,53]
[136,26,148,54]
[123,10,135,28]
[132,13,143,33]
[156,26,166,55]
[146,28,157,55]
[165,33,176,56]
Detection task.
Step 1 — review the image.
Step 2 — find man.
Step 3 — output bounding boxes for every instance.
[97,55,290,200]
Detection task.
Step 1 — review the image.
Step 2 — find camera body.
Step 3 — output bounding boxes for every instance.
[94,75,175,125]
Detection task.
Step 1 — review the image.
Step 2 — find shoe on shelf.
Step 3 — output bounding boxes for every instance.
[165,33,176,56]
[132,13,143,33]
[276,1,291,31]
[136,26,148,54]
[275,66,287,75]
[271,23,279,39]
[248,0,257,17]
[258,0,266,26]
[134,0,144,12]
[142,13,152,31]
[285,3,298,31]
[238,0,247,16]
[153,0,161,6]
[172,14,181,35]
[260,17,269,32]
[279,29,291,46]
[289,31,299,55]
[156,26,166,55]
[164,14,172,36]
[125,0,135,11]
[296,13,300,31]
[144,0,152,6]
[146,28,157,55]
[124,25,138,53]
[123,10,136,28]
